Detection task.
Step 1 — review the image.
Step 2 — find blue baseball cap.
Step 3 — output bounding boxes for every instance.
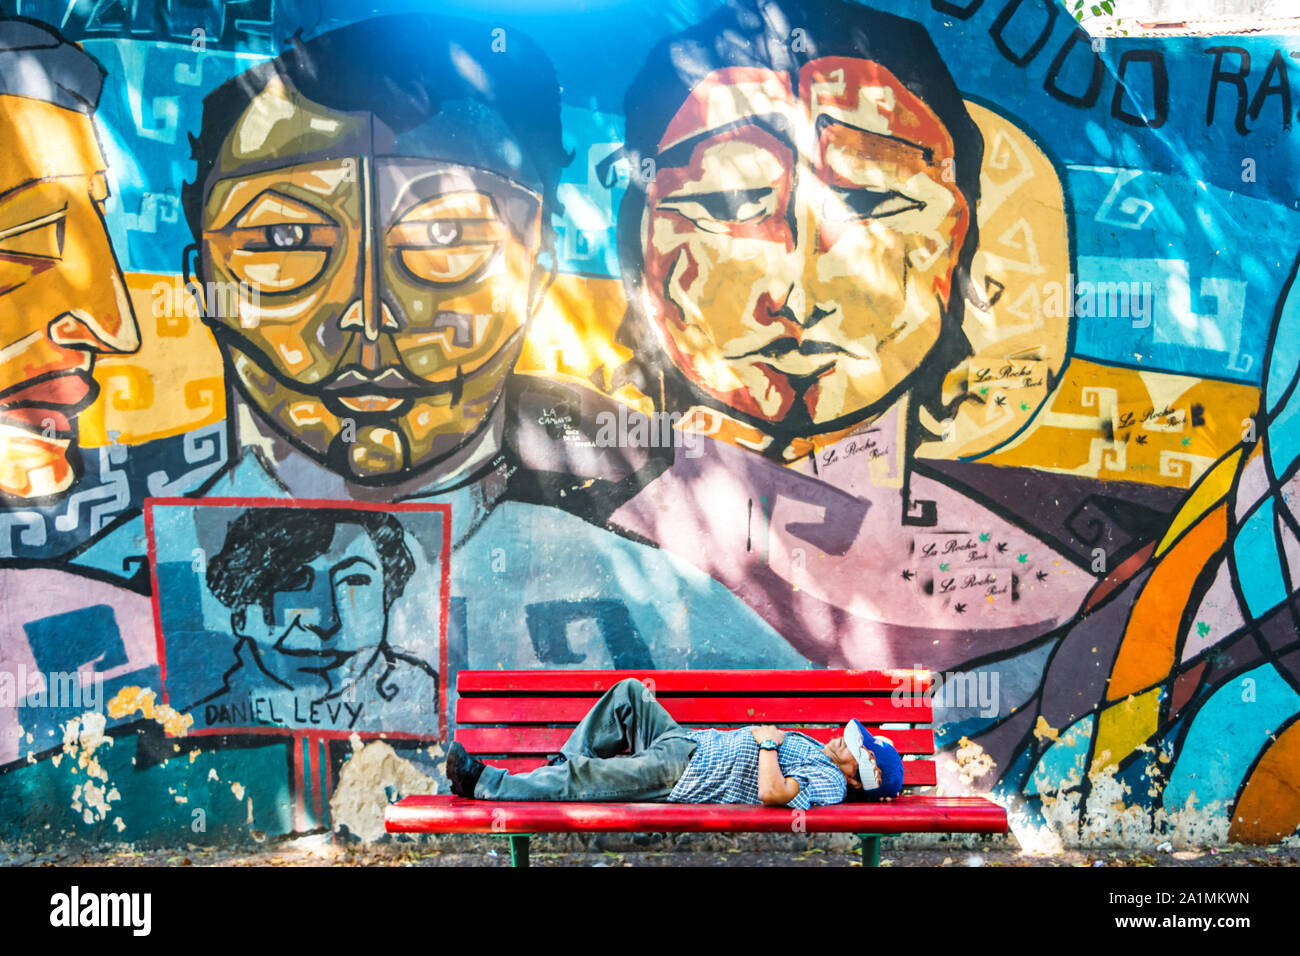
[843,719,904,798]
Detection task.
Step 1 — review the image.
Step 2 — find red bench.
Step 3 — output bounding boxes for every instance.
[385,669,1008,866]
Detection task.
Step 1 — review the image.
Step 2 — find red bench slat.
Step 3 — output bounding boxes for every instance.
[385,794,1006,834]
[456,726,936,756]
[482,757,940,787]
[456,696,931,724]
[457,669,931,694]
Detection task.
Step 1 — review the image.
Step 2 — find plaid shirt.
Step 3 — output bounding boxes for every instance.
[666,728,848,810]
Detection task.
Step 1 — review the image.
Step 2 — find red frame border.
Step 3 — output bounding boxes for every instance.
[144,496,452,741]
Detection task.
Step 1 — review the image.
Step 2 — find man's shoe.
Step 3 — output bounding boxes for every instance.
[445,741,486,798]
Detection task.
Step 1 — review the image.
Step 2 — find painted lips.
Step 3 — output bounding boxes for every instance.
[722,293,863,368]
[737,336,851,359]
[318,364,468,416]
[0,370,96,435]
[334,394,407,413]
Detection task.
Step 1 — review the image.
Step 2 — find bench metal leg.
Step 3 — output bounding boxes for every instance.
[857,833,881,867]
[508,834,531,868]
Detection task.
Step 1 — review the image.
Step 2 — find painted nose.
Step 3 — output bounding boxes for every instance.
[338,299,402,372]
[768,281,835,331]
[47,262,140,355]
[337,210,402,370]
[298,575,341,640]
[765,181,838,331]
[338,299,401,343]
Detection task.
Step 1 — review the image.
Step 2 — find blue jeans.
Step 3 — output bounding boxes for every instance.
[473,678,698,801]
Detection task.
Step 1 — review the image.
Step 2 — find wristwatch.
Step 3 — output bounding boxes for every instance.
[758,738,779,751]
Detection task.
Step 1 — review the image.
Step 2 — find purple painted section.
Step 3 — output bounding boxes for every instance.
[1,568,157,764]
[1185,558,1248,661]
[611,430,1095,671]
[1037,570,1151,732]
[921,459,1188,567]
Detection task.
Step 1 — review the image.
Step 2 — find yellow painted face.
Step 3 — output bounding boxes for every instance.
[639,60,970,431]
[200,80,546,483]
[0,94,140,501]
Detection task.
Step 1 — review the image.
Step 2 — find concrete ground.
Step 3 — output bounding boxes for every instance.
[5,834,1299,867]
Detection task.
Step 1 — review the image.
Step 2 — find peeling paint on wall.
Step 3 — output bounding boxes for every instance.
[107,688,193,739]
[329,735,439,844]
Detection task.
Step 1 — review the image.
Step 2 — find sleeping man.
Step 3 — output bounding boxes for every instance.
[445,677,903,808]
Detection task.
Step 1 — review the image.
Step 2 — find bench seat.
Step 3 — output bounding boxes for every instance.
[386,793,1010,834]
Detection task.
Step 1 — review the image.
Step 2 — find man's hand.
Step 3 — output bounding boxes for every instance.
[750,725,785,746]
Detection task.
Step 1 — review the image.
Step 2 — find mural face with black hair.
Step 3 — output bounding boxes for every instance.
[205,508,416,694]
[184,14,569,485]
[617,0,982,454]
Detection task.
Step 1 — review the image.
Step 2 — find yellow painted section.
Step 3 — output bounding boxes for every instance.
[977,360,1258,489]
[81,274,227,447]
[515,272,654,414]
[106,686,194,737]
[1155,447,1243,558]
[0,95,105,183]
[1091,686,1161,773]
[917,102,1072,461]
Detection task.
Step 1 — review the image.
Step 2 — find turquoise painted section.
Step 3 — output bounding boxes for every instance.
[1265,264,1300,415]
[1233,499,1288,618]
[1025,715,1094,797]
[1164,664,1300,816]
[0,733,295,845]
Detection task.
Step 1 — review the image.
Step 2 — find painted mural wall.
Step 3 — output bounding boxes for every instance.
[0,0,1297,848]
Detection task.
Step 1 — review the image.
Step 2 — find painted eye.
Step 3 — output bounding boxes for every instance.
[659,188,776,231]
[266,223,308,248]
[825,189,925,223]
[389,194,507,286]
[427,221,462,246]
[0,215,64,260]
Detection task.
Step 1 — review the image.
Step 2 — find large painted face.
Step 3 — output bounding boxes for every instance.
[234,522,387,692]
[0,94,139,500]
[639,60,971,430]
[200,79,546,482]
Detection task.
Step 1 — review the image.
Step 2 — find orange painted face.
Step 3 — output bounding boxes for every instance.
[200,80,547,483]
[0,94,139,501]
[638,60,971,430]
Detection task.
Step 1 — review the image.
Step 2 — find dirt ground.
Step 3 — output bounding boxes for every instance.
[5,835,1299,867]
